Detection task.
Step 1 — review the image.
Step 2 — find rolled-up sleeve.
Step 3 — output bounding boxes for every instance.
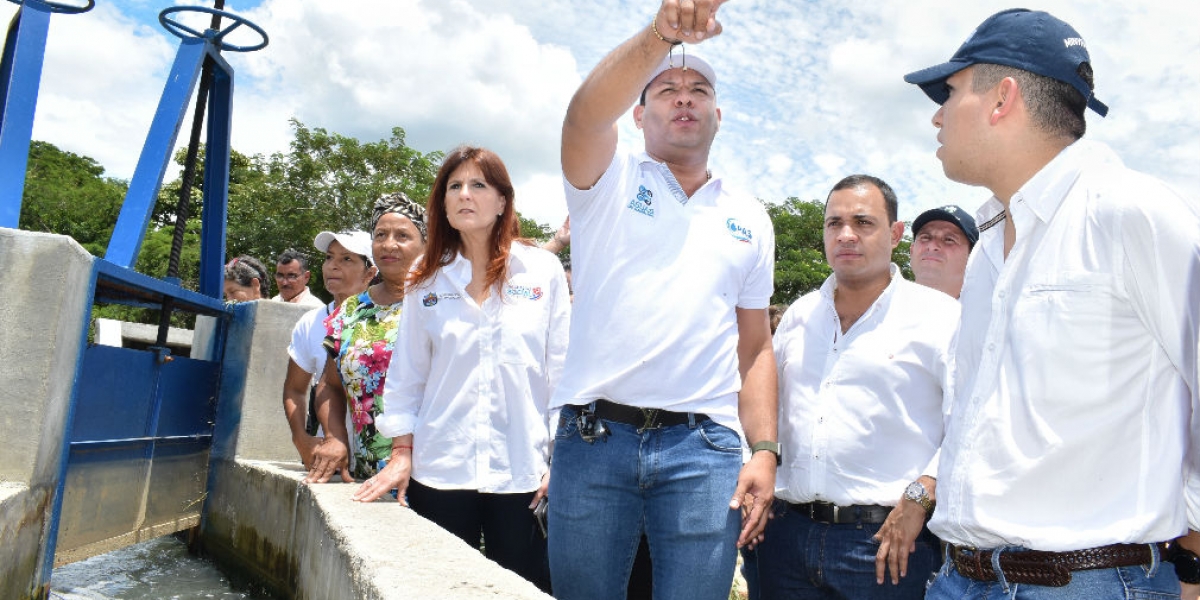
[377,291,430,438]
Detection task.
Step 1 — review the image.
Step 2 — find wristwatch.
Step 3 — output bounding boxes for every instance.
[1168,543,1200,585]
[904,480,935,513]
[750,440,782,466]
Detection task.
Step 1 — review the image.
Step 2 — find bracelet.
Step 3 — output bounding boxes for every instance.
[651,16,683,46]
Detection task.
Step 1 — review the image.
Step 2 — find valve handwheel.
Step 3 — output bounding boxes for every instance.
[159,6,268,53]
[5,0,95,14]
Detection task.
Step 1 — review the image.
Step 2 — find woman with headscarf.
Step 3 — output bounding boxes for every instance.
[305,192,428,482]
[223,255,269,301]
[357,146,569,592]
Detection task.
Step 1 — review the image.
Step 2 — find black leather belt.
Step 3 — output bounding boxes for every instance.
[584,399,709,431]
[950,542,1168,587]
[789,502,892,524]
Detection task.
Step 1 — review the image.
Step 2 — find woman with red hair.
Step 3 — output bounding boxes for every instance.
[359,146,568,592]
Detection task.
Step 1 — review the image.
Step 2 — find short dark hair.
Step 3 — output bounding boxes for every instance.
[275,248,309,270]
[826,174,899,223]
[972,63,1089,140]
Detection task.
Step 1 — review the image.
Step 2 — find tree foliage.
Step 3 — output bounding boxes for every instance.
[19,141,128,256]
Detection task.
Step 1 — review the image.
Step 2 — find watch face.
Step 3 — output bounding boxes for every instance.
[905,482,925,500]
[1173,549,1200,584]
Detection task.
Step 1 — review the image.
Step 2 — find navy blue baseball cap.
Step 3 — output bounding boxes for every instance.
[912,205,979,249]
[904,8,1108,117]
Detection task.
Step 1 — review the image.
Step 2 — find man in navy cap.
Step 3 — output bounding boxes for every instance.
[904,8,1200,599]
[909,205,977,298]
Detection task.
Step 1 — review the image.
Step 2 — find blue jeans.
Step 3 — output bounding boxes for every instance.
[548,405,743,600]
[750,502,940,599]
[926,545,1180,600]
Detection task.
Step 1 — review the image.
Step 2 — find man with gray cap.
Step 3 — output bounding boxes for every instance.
[909,205,977,298]
[547,1,779,598]
[904,8,1200,598]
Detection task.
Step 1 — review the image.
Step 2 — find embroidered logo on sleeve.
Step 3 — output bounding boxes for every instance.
[726,218,753,243]
[627,185,655,217]
[506,285,544,301]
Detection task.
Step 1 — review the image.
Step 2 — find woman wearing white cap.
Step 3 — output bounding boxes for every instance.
[282,230,375,469]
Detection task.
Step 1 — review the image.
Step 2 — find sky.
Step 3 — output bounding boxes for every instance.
[4,0,1198,231]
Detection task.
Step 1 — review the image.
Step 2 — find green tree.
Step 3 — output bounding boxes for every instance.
[19,141,128,255]
[767,197,830,305]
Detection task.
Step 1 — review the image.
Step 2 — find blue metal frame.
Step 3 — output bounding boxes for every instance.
[104,40,234,291]
[25,5,267,587]
[0,1,51,228]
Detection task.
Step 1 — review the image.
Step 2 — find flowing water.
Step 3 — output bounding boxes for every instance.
[50,535,269,600]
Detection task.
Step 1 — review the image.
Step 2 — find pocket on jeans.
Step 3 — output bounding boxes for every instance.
[1118,565,1181,600]
[697,420,741,453]
[554,406,579,440]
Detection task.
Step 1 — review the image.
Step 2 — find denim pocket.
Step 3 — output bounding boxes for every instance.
[1114,565,1181,600]
[697,419,742,453]
[554,406,579,440]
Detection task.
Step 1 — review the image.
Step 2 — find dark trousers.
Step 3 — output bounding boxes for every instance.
[750,503,941,599]
[408,479,551,593]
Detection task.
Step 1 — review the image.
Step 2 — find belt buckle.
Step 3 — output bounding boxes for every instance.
[637,408,661,433]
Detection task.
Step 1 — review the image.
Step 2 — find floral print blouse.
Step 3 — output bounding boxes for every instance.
[324,290,402,479]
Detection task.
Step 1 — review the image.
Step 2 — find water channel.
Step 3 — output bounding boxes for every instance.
[50,535,269,600]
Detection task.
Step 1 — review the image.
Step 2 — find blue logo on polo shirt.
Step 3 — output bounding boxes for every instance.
[726,218,752,243]
[627,185,655,217]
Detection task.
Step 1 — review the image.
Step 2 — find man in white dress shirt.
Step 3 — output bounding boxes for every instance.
[904,8,1200,599]
[272,248,325,308]
[753,174,960,599]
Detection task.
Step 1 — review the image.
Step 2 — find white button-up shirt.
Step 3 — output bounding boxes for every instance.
[931,140,1200,551]
[774,267,959,506]
[378,243,570,493]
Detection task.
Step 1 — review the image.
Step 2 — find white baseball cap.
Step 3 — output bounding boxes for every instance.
[645,51,717,89]
[314,230,372,263]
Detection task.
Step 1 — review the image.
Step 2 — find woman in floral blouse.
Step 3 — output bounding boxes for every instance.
[305,192,427,482]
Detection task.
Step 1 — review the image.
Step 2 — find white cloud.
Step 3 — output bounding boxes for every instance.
[3,0,1196,231]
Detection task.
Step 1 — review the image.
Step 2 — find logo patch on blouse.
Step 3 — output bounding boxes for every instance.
[422,292,461,307]
[627,185,655,217]
[726,218,753,243]
[506,285,543,301]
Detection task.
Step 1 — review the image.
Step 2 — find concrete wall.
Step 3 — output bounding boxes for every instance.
[0,229,95,600]
[210,299,312,464]
[204,461,552,600]
[204,299,552,599]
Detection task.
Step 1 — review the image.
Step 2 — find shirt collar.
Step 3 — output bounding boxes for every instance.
[819,263,902,305]
[635,151,721,202]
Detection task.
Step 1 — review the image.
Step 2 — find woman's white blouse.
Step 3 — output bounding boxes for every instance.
[378,242,570,493]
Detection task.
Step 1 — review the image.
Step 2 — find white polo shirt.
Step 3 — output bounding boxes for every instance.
[287,302,336,376]
[378,242,570,493]
[550,151,775,432]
